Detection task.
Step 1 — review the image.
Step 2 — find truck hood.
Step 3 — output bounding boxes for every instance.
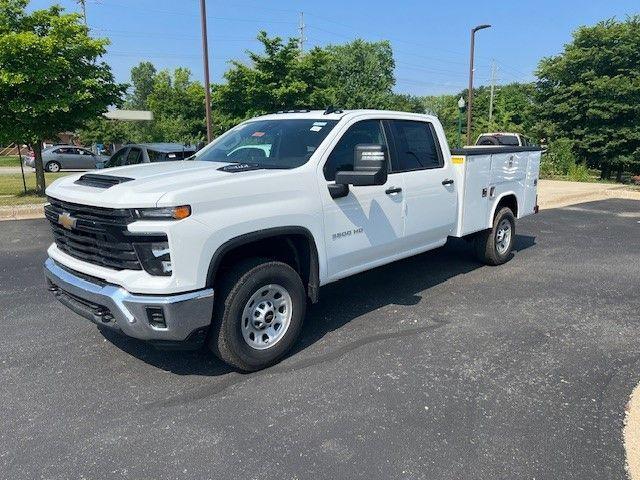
[45,160,270,207]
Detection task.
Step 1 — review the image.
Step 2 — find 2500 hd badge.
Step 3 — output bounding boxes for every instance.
[332,227,364,240]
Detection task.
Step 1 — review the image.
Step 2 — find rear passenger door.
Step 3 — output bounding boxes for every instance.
[387,119,457,250]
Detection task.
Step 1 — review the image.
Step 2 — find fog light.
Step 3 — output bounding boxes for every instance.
[146,307,167,329]
[134,241,172,276]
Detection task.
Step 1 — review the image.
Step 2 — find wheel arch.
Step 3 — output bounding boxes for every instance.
[490,192,518,225]
[206,226,321,303]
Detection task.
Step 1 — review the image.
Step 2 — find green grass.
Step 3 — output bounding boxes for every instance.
[0,172,69,206]
[0,156,22,167]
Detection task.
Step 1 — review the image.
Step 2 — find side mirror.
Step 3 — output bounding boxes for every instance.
[95,161,105,169]
[335,144,388,187]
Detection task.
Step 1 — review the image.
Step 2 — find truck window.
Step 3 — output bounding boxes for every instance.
[106,148,127,167]
[389,120,443,171]
[195,119,338,169]
[167,150,195,160]
[323,120,387,181]
[147,149,165,163]
[126,147,143,165]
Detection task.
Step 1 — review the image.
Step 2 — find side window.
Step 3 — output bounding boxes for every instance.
[147,149,165,163]
[107,148,127,167]
[389,120,443,172]
[126,148,142,165]
[323,120,386,181]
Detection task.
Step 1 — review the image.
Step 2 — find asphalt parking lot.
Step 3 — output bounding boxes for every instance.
[1,199,639,480]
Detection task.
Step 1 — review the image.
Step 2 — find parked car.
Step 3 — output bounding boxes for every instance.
[475,132,533,147]
[43,110,542,371]
[97,143,196,169]
[23,145,109,172]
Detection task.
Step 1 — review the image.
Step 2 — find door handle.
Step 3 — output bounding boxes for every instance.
[442,179,454,186]
[385,186,402,194]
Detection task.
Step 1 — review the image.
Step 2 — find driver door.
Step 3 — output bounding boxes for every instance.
[319,119,405,281]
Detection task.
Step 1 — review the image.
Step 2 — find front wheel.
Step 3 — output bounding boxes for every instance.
[208,258,306,371]
[474,207,516,265]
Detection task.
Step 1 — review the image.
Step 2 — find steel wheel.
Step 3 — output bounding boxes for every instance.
[240,284,292,350]
[495,218,512,255]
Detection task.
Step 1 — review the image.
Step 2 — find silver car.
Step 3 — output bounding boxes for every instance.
[23,145,110,172]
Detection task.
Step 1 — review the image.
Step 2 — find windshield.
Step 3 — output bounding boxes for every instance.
[194,119,339,169]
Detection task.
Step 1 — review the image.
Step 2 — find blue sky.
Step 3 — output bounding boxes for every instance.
[30,0,639,96]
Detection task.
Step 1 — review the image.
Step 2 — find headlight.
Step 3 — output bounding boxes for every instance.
[134,205,191,220]
[134,241,172,276]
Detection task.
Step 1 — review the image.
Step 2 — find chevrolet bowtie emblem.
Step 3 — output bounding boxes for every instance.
[57,212,77,230]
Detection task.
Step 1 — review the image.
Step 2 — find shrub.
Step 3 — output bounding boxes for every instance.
[542,138,576,176]
[566,162,592,182]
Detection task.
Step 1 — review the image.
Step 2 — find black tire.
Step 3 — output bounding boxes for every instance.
[207,258,306,371]
[45,161,61,173]
[474,207,516,265]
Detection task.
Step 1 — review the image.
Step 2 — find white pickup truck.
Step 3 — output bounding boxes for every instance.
[44,110,541,371]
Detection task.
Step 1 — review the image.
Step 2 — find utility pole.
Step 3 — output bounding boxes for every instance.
[488,60,497,129]
[467,24,491,145]
[298,12,306,53]
[199,0,213,142]
[77,0,87,26]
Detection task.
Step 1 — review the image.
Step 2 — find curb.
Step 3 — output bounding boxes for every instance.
[0,203,46,221]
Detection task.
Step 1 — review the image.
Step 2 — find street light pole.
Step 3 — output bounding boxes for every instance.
[466,24,491,146]
[199,0,213,143]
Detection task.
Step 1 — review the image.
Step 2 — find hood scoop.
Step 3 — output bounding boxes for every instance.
[217,163,263,173]
[74,174,135,189]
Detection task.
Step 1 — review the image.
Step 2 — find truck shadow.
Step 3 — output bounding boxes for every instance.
[100,234,536,376]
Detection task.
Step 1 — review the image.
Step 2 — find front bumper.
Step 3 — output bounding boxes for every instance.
[44,258,214,347]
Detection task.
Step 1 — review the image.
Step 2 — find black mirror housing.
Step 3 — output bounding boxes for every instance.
[335,144,388,186]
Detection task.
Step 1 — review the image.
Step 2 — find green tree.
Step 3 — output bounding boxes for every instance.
[126,61,156,110]
[212,33,409,133]
[0,0,125,193]
[213,32,330,133]
[323,39,395,109]
[535,16,640,180]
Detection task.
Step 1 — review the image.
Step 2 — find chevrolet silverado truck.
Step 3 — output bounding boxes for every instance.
[43,110,541,371]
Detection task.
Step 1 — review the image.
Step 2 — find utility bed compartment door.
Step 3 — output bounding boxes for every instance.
[459,154,491,235]
[522,152,541,215]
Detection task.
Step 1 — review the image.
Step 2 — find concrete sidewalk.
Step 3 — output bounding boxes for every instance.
[0,203,46,221]
[537,179,640,209]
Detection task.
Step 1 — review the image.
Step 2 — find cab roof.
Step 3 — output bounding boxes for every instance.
[252,109,435,123]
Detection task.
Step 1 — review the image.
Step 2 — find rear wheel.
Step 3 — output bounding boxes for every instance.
[45,161,61,173]
[474,207,516,265]
[208,258,306,371]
